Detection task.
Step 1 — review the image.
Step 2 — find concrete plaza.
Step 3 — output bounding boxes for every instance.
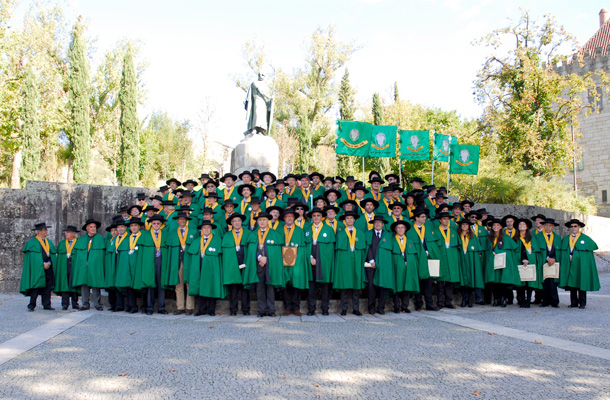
[0,272,609,399]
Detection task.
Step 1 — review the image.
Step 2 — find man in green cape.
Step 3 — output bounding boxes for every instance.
[307,207,336,316]
[133,214,168,315]
[261,185,286,211]
[280,208,310,316]
[364,215,394,315]
[107,217,129,311]
[484,218,521,307]
[334,211,366,316]
[539,218,562,308]
[221,213,253,316]
[120,219,144,313]
[390,220,419,313]
[21,222,57,311]
[407,208,439,311]
[55,225,80,310]
[186,221,225,316]
[560,219,600,309]
[530,213,547,304]
[434,212,461,309]
[247,211,286,317]
[457,220,484,308]
[218,173,241,205]
[376,186,396,217]
[72,218,106,311]
[166,211,197,315]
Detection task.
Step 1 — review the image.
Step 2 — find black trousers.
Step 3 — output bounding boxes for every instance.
[282,285,301,311]
[108,288,125,310]
[256,267,275,314]
[228,284,250,314]
[61,292,79,308]
[124,288,137,311]
[532,289,543,303]
[340,289,361,312]
[491,284,508,303]
[146,257,166,312]
[570,289,587,307]
[365,268,388,312]
[198,296,217,314]
[542,278,559,306]
[516,288,533,306]
[437,281,454,306]
[307,281,331,313]
[29,267,54,310]
[460,287,471,305]
[415,277,434,308]
[393,291,411,311]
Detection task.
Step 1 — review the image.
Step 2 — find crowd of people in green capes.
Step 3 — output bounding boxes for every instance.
[21,169,601,316]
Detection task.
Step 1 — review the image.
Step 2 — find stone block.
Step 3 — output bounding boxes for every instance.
[230,134,279,177]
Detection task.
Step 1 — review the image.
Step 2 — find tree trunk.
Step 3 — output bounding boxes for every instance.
[11,149,22,189]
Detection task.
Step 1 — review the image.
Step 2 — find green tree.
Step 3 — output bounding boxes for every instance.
[337,68,356,177]
[372,93,384,125]
[369,92,390,176]
[67,17,91,183]
[393,82,400,103]
[118,43,140,186]
[474,9,607,176]
[20,66,41,184]
[297,106,312,172]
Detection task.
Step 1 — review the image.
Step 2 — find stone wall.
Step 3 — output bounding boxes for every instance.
[1,182,609,292]
[0,181,155,292]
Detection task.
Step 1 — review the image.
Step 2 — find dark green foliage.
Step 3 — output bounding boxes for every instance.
[21,67,41,184]
[118,44,140,186]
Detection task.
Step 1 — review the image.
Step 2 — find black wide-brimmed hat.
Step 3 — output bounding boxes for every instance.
[197,221,217,230]
[323,176,335,183]
[149,195,163,202]
[465,211,482,219]
[81,218,101,230]
[324,188,342,199]
[62,225,79,233]
[237,184,256,197]
[410,207,429,220]
[410,177,424,184]
[323,205,340,215]
[369,170,381,180]
[390,202,408,211]
[265,185,280,194]
[339,211,360,221]
[205,180,219,188]
[284,173,298,181]
[143,206,160,213]
[489,218,505,227]
[265,205,284,215]
[128,205,142,215]
[461,200,475,208]
[426,185,437,192]
[309,171,324,181]
[531,213,547,221]
[353,184,369,194]
[206,192,220,199]
[292,202,310,212]
[135,192,147,200]
[339,199,358,209]
[390,220,411,233]
[565,218,585,228]
[161,200,175,207]
[368,176,385,185]
[343,176,354,183]
[517,218,533,230]
[254,211,272,220]
[543,218,559,226]
[221,199,236,209]
[32,222,52,231]
[385,173,399,181]
[370,215,388,224]
[220,173,238,183]
[226,213,247,225]
[166,178,181,186]
[381,186,395,193]
[435,212,451,220]
[127,218,145,227]
[249,196,262,204]
[437,204,451,213]
[260,171,277,182]
[199,173,210,179]
[147,214,166,223]
[183,179,198,187]
[307,207,327,219]
[359,198,379,209]
[280,208,298,220]
[238,170,253,180]
[157,185,170,192]
[172,212,192,221]
[501,215,518,225]
[476,208,488,215]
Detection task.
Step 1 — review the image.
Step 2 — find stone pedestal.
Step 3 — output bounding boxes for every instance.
[231,134,279,177]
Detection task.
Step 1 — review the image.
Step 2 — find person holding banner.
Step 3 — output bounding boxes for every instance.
[407,208,439,311]
[484,219,520,307]
[515,219,542,308]
[539,218,561,308]
[457,220,484,308]
[390,220,419,313]
[559,219,600,309]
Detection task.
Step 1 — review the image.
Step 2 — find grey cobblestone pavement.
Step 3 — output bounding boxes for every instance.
[0,272,608,399]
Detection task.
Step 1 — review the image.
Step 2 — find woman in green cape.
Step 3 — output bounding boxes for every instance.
[484,218,520,307]
[457,220,484,308]
[21,222,57,311]
[515,219,542,308]
[390,220,419,313]
[186,221,225,316]
[559,219,601,309]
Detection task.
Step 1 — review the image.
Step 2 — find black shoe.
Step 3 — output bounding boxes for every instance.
[426,306,439,311]
[268,313,276,317]
[72,305,80,310]
[129,308,138,314]
[243,311,250,316]
[109,307,116,312]
[467,303,473,308]
[460,300,466,308]
[540,304,549,308]
[353,310,362,316]
[195,311,205,316]
[61,306,68,310]
[507,300,514,305]
[79,306,90,311]
[158,310,168,315]
[579,305,586,309]
[501,300,507,308]
[307,311,315,316]
[27,307,35,312]
[415,305,422,311]
[551,305,559,308]
[492,300,500,307]
[322,311,329,316]
[393,308,400,314]
[444,304,455,309]
[476,301,485,306]
[115,308,124,312]
[368,309,375,315]
[532,299,542,304]
[146,310,153,315]
[568,304,579,308]
[403,308,411,314]
[257,313,265,317]
[173,310,185,315]
[524,304,530,308]
[230,312,237,316]
[95,305,104,311]
[43,307,55,311]
[377,309,385,315]
[208,312,215,316]
[340,310,347,316]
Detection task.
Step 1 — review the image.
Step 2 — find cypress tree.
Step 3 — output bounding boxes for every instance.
[68,18,91,184]
[119,44,140,186]
[372,93,384,125]
[298,112,312,173]
[337,69,355,177]
[21,67,42,184]
[394,82,400,103]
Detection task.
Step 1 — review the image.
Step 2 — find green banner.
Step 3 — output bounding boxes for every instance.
[335,120,372,157]
[399,130,430,160]
[368,125,397,157]
[433,133,456,162]
[449,144,480,175]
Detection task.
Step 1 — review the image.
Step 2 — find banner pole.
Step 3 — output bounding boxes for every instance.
[362,157,365,182]
[431,160,435,185]
[399,158,402,188]
[447,152,451,193]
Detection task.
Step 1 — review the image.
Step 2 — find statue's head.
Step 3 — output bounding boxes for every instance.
[258,73,265,81]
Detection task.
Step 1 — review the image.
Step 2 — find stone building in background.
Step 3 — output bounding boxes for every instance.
[557,9,610,217]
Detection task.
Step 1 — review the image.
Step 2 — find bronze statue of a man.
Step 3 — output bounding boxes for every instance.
[244,73,274,135]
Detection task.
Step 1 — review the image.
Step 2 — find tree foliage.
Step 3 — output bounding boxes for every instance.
[20,66,41,184]
[474,8,608,176]
[118,43,140,186]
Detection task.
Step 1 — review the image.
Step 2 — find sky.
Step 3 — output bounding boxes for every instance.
[55,0,610,148]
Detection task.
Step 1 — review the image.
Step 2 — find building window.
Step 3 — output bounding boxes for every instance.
[603,190,608,203]
[588,87,603,112]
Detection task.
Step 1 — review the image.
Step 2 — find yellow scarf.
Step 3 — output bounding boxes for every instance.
[250,210,260,228]
[428,197,437,207]
[520,237,532,252]
[504,228,515,238]
[493,235,498,248]
[36,235,50,254]
[406,205,415,219]
[270,220,280,230]
[544,232,554,249]
[115,233,128,250]
[383,198,393,213]
[200,234,213,256]
[326,219,337,234]
[371,191,381,201]
[415,225,425,241]
[569,232,581,251]
[177,227,189,247]
[129,232,141,250]
[472,224,479,237]
[224,186,235,201]
[286,186,297,196]
[232,229,243,246]
[461,233,469,251]
[295,218,305,229]
[396,235,406,253]
[366,213,375,230]
[301,187,312,200]
[65,239,76,255]
[345,227,357,250]
[346,190,356,200]
[284,225,295,244]
[151,230,162,251]
[266,198,277,208]
[312,223,323,240]
[240,198,251,214]
[391,215,402,223]
[258,229,270,245]
[439,227,450,245]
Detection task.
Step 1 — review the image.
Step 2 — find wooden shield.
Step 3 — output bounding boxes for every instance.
[282,246,297,267]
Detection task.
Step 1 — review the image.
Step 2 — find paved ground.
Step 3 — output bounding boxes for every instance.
[0,272,609,399]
